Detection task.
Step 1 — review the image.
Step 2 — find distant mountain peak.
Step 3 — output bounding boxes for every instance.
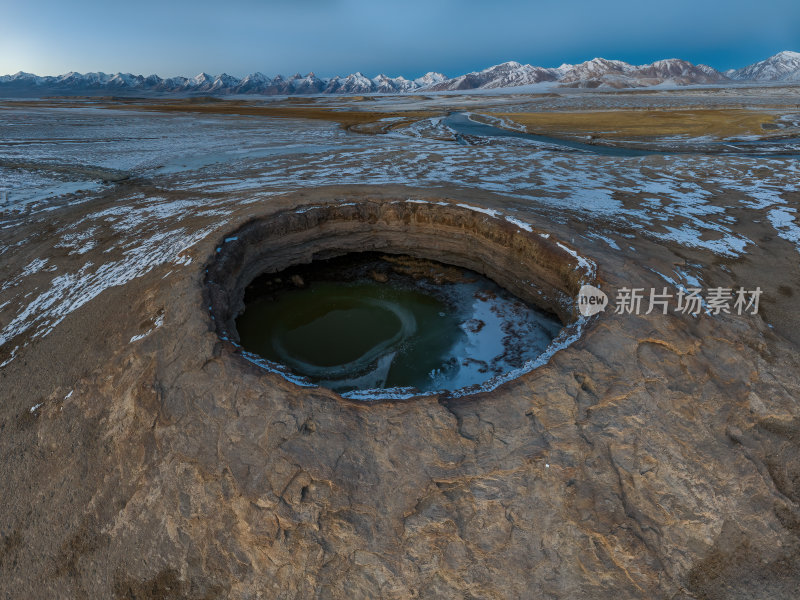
[728,50,800,82]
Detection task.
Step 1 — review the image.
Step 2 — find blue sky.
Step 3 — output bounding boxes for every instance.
[1,0,798,77]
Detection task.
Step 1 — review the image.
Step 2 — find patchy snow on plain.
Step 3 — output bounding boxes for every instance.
[2,102,799,370]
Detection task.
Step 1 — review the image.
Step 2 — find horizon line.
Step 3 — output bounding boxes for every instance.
[3,50,797,80]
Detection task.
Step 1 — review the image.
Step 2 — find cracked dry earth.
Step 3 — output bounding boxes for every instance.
[2,96,800,599]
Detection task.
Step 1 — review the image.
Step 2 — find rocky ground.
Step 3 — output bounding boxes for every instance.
[1,88,800,598]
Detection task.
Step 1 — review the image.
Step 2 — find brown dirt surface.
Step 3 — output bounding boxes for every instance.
[2,87,800,598]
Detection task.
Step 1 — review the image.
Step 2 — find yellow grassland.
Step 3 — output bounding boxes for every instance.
[487,109,780,139]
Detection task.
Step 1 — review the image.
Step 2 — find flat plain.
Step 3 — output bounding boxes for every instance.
[1,85,800,598]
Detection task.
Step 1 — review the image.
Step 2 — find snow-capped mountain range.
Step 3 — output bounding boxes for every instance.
[0,69,448,96]
[1,52,798,96]
[425,58,729,91]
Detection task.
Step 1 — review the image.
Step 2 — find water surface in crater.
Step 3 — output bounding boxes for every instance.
[236,254,562,395]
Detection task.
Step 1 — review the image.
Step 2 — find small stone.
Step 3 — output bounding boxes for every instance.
[369,270,388,283]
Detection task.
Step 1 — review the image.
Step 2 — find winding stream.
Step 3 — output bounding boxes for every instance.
[442,112,800,159]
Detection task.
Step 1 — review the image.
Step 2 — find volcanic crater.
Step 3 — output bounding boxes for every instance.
[204,200,594,399]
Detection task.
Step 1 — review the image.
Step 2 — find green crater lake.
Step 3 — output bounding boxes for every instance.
[235,254,562,396]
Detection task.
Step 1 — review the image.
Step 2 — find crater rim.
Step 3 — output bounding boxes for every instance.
[204,198,596,401]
